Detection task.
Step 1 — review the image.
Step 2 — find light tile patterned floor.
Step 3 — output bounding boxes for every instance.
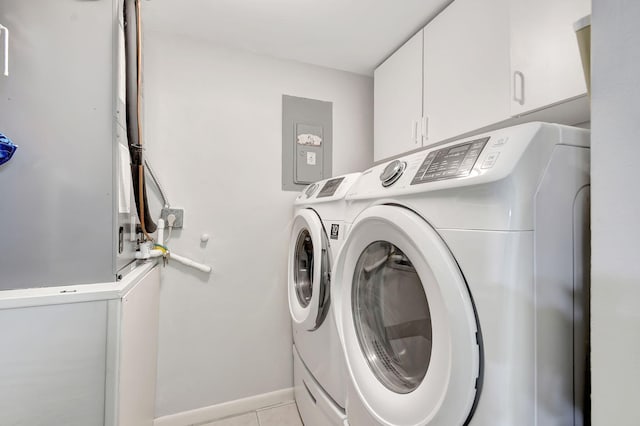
[198,402,303,426]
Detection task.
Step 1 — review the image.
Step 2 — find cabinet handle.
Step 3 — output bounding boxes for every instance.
[513,70,525,105]
[0,24,8,76]
[411,120,419,144]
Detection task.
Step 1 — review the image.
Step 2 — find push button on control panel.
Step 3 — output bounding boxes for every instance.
[481,152,500,169]
[492,136,508,147]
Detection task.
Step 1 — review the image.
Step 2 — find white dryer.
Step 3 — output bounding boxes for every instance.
[332,123,590,426]
[289,173,361,426]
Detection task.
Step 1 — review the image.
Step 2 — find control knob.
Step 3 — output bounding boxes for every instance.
[379,160,406,187]
[304,183,319,198]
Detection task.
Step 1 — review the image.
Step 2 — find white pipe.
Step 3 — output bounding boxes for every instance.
[170,252,212,273]
[157,218,165,245]
[0,24,8,76]
[134,234,212,273]
[135,248,163,259]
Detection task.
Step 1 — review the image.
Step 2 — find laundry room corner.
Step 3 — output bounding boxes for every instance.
[140,28,373,419]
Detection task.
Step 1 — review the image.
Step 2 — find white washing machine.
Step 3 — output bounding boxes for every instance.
[332,122,590,426]
[289,173,361,426]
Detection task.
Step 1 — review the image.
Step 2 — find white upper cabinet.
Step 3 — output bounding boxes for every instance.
[370,0,591,161]
[423,0,510,145]
[374,31,423,162]
[509,0,591,115]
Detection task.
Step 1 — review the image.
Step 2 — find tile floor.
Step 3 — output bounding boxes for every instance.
[197,402,303,426]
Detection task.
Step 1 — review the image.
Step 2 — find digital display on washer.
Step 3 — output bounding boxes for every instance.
[317,177,345,198]
[411,137,490,185]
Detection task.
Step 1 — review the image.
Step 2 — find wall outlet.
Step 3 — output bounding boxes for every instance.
[160,208,184,228]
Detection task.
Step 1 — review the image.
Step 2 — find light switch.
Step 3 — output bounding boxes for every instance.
[307,152,316,165]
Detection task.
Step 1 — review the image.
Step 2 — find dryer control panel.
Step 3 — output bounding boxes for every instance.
[411,137,489,185]
[294,172,361,206]
[317,176,345,198]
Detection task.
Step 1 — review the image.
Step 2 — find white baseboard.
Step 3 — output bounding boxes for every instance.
[153,388,295,426]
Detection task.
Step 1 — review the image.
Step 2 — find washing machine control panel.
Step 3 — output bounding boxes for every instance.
[411,137,490,185]
[317,176,345,198]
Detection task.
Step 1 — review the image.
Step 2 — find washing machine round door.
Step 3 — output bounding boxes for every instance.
[333,205,481,426]
[288,208,331,331]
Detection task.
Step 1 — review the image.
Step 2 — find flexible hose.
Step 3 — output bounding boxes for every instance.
[124,0,156,238]
[138,164,153,241]
[135,0,154,241]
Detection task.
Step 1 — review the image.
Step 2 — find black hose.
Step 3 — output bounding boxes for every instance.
[124,0,156,234]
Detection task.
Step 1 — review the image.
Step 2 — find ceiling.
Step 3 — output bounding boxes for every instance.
[142,0,453,76]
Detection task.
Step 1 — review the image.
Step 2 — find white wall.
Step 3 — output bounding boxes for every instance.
[591,2,640,425]
[142,31,373,417]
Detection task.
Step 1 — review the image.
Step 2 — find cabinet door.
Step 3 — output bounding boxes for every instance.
[117,267,160,426]
[0,301,108,426]
[374,30,423,161]
[510,0,591,115]
[423,0,510,145]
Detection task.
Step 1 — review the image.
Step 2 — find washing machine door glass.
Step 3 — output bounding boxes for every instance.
[352,241,432,394]
[333,205,480,426]
[289,209,332,331]
[293,228,314,308]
